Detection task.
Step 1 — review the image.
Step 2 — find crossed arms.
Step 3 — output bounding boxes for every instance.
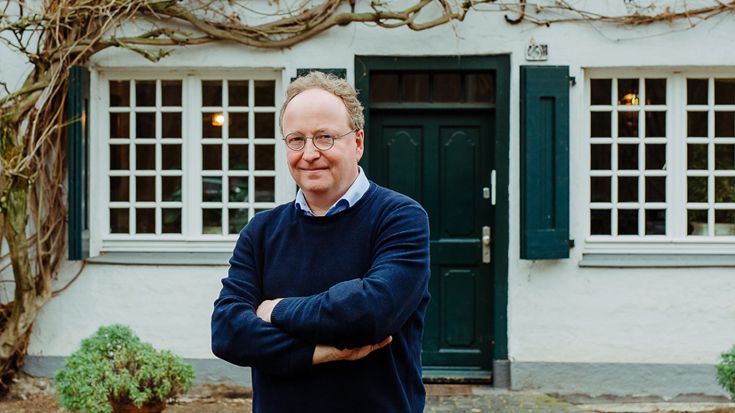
[211,204,430,376]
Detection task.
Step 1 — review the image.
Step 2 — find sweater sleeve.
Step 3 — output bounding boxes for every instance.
[270,203,430,349]
[211,218,315,376]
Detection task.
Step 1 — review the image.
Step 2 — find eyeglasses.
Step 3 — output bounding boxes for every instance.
[283,129,357,151]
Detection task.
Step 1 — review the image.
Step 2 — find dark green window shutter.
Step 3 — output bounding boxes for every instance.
[520,66,570,259]
[294,68,347,81]
[66,66,90,260]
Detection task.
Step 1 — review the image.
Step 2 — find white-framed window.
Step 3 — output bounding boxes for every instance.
[585,69,735,253]
[93,70,291,252]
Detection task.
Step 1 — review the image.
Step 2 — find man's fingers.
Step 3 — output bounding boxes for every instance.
[375,336,392,349]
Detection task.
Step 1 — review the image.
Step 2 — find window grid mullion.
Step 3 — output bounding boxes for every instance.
[249,79,256,219]
[222,79,230,235]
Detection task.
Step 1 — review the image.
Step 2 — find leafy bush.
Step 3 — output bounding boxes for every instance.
[717,345,735,400]
[55,324,195,413]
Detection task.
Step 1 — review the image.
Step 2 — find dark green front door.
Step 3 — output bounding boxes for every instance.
[371,110,494,371]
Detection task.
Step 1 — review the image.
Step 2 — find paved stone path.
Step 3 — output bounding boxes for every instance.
[424,386,590,413]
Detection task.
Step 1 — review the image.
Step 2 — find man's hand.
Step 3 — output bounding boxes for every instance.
[256,298,282,323]
[312,336,393,365]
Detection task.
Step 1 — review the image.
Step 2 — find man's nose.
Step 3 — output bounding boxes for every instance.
[302,140,321,161]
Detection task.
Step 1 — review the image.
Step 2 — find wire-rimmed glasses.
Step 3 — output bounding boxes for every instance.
[283,129,357,151]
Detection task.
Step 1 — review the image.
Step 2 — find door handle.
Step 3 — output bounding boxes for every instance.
[482,226,491,263]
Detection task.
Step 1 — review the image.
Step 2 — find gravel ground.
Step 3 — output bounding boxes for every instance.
[0,375,733,413]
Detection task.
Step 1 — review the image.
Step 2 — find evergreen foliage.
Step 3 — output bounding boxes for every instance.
[717,345,735,400]
[54,325,194,413]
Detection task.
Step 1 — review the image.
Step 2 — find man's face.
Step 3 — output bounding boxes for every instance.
[281,88,364,204]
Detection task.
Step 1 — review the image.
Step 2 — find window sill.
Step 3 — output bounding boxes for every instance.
[579,253,735,268]
[87,252,231,266]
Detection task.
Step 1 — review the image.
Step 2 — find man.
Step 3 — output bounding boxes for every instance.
[211,71,430,413]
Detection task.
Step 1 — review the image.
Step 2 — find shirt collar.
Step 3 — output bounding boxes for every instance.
[295,166,370,217]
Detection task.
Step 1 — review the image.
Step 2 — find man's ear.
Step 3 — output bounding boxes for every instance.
[355,129,365,161]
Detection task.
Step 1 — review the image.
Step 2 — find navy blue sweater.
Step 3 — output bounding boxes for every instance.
[211,182,431,413]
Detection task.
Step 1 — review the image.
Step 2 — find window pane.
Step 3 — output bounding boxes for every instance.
[645,79,666,105]
[254,80,275,107]
[136,80,156,107]
[136,144,155,170]
[202,209,222,234]
[203,177,222,202]
[432,73,462,102]
[687,79,708,105]
[401,74,430,102]
[202,112,223,139]
[590,209,611,235]
[162,113,181,138]
[229,144,248,170]
[136,176,155,202]
[618,177,638,202]
[254,177,275,202]
[590,79,611,105]
[370,73,399,103]
[618,144,638,170]
[687,177,708,202]
[202,81,222,107]
[645,144,666,170]
[617,79,639,106]
[162,208,181,233]
[715,112,735,137]
[110,177,129,202]
[110,208,129,233]
[590,177,611,202]
[465,73,494,103]
[110,81,130,107]
[229,81,249,107]
[162,176,181,202]
[715,144,735,170]
[618,209,638,235]
[646,176,666,202]
[229,209,249,234]
[255,145,275,170]
[645,112,666,138]
[162,144,181,170]
[136,113,155,138]
[254,113,275,139]
[687,144,708,170]
[687,210,708,235]
[715,210,735,236]
[590,112,611,137]
[161,81,182,106]
[715,79,735,105]
[229,113,248,138]
[110,145,130,170]
[591,144,611,170]
[202,144,222,170]
[687,111,708,137]
[110,113,129,138]
[715,177,735,203]
[645,209,666,235]
[136,208,155,233]
[229,177,248,202]
[618,112,639,137]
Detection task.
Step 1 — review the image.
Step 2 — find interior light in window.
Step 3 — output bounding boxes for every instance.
[212,112,225,127]
[621,93,639,106]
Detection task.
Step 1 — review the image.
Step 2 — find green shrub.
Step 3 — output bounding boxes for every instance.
[717,345,735,400]
[55,324,195,413]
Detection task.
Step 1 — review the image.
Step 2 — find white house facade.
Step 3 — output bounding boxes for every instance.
[1,1,734,400]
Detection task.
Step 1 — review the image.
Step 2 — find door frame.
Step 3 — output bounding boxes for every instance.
[355,55,511,370]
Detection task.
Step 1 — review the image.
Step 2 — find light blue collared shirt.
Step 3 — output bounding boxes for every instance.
[295,166,370,217]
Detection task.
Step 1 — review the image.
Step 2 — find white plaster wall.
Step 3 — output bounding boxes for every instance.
[1,3,734,366]
[28,264,228,358]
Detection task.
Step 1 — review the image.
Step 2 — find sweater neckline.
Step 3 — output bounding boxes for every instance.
[293,182,378,222]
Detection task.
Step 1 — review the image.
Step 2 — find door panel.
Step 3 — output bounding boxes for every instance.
[371,111,494,370]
